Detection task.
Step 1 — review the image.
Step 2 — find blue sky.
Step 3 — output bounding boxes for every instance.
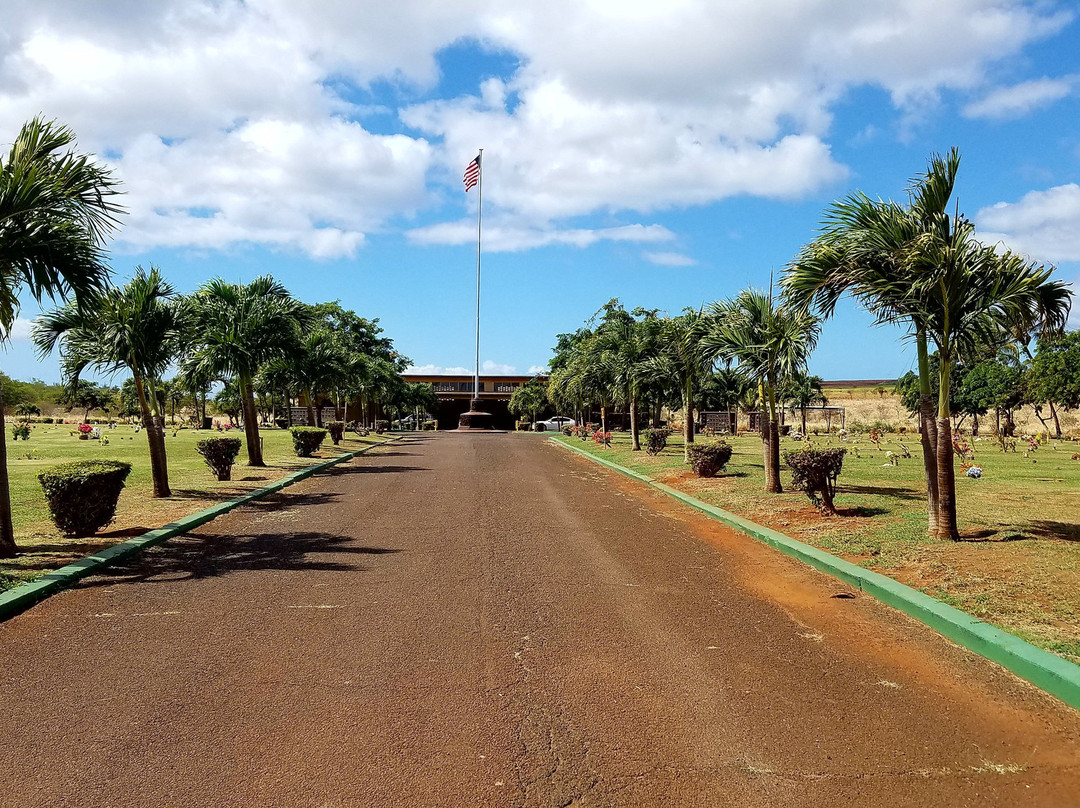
[2,0,1079,384]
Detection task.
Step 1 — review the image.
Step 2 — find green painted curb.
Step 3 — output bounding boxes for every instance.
[551,437,1080,711]
[0,437,400,623]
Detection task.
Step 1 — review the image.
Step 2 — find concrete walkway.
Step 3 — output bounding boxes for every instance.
[1,434,1078,807]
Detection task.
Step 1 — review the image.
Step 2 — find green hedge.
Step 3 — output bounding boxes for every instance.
[290,426,327,457]
[195,437,242,480]
[38,460,132,536]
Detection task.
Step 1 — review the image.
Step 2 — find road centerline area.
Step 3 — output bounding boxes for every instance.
[2,433,1078,807]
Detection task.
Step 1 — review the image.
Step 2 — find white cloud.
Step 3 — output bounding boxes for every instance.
[976,184,1080,262]
[644,252,697,267]
[963,76,1076,120]
[406,364,471,375]
[407,220,673,252]
[527,365,548,375]
[482,360,517,374]
[5,318,35,341]
[0,0,1070,255]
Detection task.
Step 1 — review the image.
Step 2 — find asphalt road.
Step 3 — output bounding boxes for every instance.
[2,433,1078,807]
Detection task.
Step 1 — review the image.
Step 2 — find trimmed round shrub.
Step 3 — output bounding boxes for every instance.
[782,446,847,515]
[687,439,733,477]
[38,460,132,536]
[290,426,327,457]
[644,427,672,456]
[195,437,242,481]
[326,421,345,445]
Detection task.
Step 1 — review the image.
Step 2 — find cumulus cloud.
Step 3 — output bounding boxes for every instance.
[482,360,517,374]
[0,0,1070,256]
[976,184,1080,262]
[963,76,1076,120]
[5,318,35,341]
[644,252,697,267]
[406,364,471,375]
[407,220,673,252]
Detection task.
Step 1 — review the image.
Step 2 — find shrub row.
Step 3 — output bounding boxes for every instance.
[290,426,327,457]
[38,460,132,536]
[687,440,732,477]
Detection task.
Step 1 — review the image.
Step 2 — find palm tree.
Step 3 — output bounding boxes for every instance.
[34,266,181,497]
[651,310,712,462]
[783,151,960,532]
[705,290,820,493]
[0,118,122,555]
[182,276,307,466]
[781,372,827,435]
[593,302,660,450]
[784,149,1069,538]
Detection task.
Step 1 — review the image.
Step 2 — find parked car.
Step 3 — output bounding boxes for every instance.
[534,415,575,432]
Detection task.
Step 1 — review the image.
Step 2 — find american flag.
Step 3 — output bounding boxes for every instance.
[463,154,481,192]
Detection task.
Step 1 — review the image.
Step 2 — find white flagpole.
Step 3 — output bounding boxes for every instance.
[474,149,483,400]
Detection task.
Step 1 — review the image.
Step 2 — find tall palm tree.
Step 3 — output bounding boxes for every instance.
[705,290,820,493]
[908,218,1069,538]
[594,303,660,450]
[783,151,960,532]
[0,118,122,555]
[182,276,307,466]
[783,149,1069,538]
[34,266,181,497]
[651,310,712,462]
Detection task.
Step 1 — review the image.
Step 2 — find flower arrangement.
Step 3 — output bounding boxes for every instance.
[965,465,983,479]
[1027,437,1039,452]
[77,423,93,435]
[10,422,30,441]
[952,436,974,461]
[592,430,612,448]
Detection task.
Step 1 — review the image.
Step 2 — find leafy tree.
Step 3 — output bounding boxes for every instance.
[182,276,307,465]
[649,309,713,462]
[1028,331,1080,437]
[55,380,115,422]
[14,402,40,417]
[0,117,121,555]
[592,301,661,450]
[35,266,182,497]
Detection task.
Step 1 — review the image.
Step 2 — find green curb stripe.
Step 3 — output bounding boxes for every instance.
[550,437,1080,711]
[0,438,399,622]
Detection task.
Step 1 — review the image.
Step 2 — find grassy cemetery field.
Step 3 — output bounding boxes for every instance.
[0,422,386,591]
[551,427,1080,665]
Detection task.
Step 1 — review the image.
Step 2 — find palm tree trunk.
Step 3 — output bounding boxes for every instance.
[765,377,782,493]
[240,373,265,466]
[630,393,641,451]
[682,378,694,462]
[916,328,939,537]
[134,372,171,497]
[305,388,316,428]
[935,357,959,540]
[0,374,17,557]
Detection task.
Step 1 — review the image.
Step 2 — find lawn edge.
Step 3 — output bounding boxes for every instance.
[0,437,400,623]
[550,436,1080,712]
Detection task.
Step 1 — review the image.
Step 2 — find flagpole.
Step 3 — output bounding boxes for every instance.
[474,148,483,399]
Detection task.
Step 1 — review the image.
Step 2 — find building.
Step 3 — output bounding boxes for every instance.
[402,373,547,430]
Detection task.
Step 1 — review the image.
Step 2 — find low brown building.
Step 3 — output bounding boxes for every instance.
[402,374,546,430]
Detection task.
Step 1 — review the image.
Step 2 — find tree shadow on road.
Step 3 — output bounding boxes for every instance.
[74,530,400,589]
[327,464,430,476]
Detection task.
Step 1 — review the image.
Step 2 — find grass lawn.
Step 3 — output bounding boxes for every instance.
[553,429,1080,665]
[1,423,388,591]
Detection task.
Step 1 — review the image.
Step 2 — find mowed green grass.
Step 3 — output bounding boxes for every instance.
[1,423,386,590]
[552,430,1080,663]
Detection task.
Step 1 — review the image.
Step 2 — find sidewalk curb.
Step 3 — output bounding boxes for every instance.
[551,437,1080,711]
[0,437,400,623]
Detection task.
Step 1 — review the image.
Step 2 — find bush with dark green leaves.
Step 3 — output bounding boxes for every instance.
[782,446,847,515]
[686,439,732,477]
[644,427,672,456]
[326,421,345,445]
[38,460,132,536]
[290,426,328,457]
[374,420,389,433]
[195,437,242,481]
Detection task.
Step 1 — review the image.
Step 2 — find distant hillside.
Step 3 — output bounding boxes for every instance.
[822,379,897,388]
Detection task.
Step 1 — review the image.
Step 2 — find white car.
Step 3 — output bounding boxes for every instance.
[534,415,575,432]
